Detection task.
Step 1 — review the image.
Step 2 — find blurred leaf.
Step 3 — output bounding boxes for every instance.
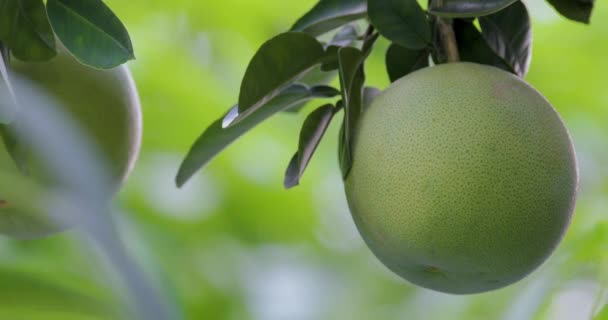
[368,0,431,50]
[0,267,122,319]
[479,1,532,77]
[337,47,365,179]
[0,123,29,174]
[176,84,340,187]
[291,0,367,36]
[233,32,326,125]
[46,0,134,69]
[284,104,335,188]
[546,0,594,23]
[0,0,57,61]
[429,0,518,18]
[0,45,17,123]
[385,43,429,82]
[363,86,381,110]
[453,19,513,74]
[329,24,360,47]
[597,303,608,320]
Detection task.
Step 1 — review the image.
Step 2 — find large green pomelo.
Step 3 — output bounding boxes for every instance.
[0,51,142,239]
[344,62,578,294]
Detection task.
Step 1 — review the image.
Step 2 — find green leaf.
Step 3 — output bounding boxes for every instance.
[284,104,335,188]
[0,267,121,319]
[385,43,429,82]
[546,0,594,24]
[0,47,17,123]
[337,46,366,179]
[0,123,29,174]
[453,19,514,74]
[283,24,359,113]
[429,0,518,18]
[176,84,339,187]
[46,0,134,69]
[368,0,431,50]
[0,0,57,61]
[596,303,608,319]
[291,0,367,36]
[232,32,326,126]
[479,1,532,77]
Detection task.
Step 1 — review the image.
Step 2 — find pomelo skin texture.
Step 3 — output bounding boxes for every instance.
[0,51,142,239]
[344,63,578,294]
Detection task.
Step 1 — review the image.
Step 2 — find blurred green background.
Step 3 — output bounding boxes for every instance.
[1,1,607,319]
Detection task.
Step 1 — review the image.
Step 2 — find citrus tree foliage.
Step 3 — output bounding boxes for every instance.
[176,0,595,187]
[0,0,134,162]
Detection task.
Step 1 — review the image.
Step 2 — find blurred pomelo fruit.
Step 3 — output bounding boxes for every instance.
[0,50,142,239]
[344,62,578,294]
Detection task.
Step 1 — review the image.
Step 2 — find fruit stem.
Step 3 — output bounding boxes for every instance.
[437,18,460,63]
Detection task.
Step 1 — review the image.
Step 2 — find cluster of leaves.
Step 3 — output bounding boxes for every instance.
[176,0,594,189]
[0,0,134,170]
[0,0,134,124]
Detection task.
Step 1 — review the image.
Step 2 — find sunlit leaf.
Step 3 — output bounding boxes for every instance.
[0,0,56,61]
[291,0,367,36]
[546,0,594,24]
[176,84,340,187]
[284,104,335,188]
[429,0,518,18]
[46,0,134,68]
[233,32,326,125]
[385,43,429,82]
[0,267,121,319]
[479,1,532,77]
[453,19,513,74]
[368,0,431,50]
[596,303,608,319]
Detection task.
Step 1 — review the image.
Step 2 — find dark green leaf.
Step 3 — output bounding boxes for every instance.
[286,69,339,112]
[546,0,594,24]
[385,43,429,82]
[284,104,335,188]
[176,84,338,187]
[291,0,367,36]
[368,0,431,50]
[429,0,518,18]
[46,0,134,69]
[479,1,531,77]
[233,32,326,125]
[282,24,358,113]
[0,0,56,61]
[337,46,366,179]
[321,45,341,71]
[311,85,341,97]
[453,19,513,74]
